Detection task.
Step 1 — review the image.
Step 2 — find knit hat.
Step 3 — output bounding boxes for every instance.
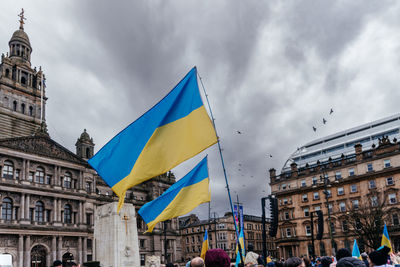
[369,246,390,266]
[205,249,231,267]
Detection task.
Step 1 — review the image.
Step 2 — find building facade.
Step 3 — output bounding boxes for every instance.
[0,12,181,267]
[179,213,276,262]
[270,114,400,258]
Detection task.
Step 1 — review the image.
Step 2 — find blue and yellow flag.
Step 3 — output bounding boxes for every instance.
[200,229,209,260]
[88,67,217,211]
[352,239,361,259]
[235,225,245,266]
[381,224,392,253]
[138,156,211,232]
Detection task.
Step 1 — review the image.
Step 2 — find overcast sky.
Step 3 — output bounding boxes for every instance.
[2,1,400,218]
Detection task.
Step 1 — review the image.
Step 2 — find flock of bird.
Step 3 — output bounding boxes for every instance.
[312,108,334,132]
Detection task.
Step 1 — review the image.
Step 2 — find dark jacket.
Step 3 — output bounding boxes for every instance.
[337,257,367,267]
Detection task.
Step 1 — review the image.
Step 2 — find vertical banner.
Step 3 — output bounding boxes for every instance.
[239,205,244,230]
[234,204,240,229]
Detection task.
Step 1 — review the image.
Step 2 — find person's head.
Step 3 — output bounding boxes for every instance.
[369,246,390,266]
[284,257,305,267]
[248,243,254,252]
[205,249,230,267]
[321,256,333,267]
[166,263,175,267]
[53,260,62,267]
[190,257,205,267]
[316,258,321,264]
[336,248,352,262]
[361,252,368,261]
[302,257,311,267]
[337,257,366,267]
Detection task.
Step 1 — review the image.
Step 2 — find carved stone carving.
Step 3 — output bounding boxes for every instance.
[145,255,161,267]
[31,236,51,247]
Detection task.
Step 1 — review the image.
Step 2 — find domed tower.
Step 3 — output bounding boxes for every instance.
[76,129,95,160]
[0,9,47,139]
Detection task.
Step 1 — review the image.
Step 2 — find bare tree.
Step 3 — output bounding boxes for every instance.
[343,190,388,250]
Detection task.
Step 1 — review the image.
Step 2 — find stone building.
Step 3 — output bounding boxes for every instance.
[0,11,181,267]
[179,213,276,262]
[270,114,400,258]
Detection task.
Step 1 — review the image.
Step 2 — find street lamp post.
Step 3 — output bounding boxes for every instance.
[320,166,336,255]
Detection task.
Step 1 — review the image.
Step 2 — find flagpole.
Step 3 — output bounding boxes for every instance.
[197,70,245,265]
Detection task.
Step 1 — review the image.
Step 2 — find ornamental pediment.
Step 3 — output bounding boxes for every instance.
[0,135,87,165]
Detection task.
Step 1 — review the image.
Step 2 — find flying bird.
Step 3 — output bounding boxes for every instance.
[330,108,334,115]
[267,154,273,158]
[237,131,242,134]
[323,118,327,124]
[313,126,317,132]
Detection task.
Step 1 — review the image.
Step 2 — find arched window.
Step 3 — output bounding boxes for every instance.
[35,201,44,222]
[64,204,72,223]
[64,172,72,189]
[2,160,14,179]
[21,103,25,114]
[2,197,13,220]
[86,147,91,158]
[35,167,45,184]
[29,106,33,116]
[13,101,17,111]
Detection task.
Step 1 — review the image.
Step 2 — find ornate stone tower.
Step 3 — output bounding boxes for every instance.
[0,9,47,139]
[76,129,95,159]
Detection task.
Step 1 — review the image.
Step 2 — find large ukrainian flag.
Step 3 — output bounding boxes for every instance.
[138,156,211,232]
[88,67,217,211]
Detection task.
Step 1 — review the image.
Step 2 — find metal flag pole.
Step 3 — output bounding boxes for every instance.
[197,69,245,265]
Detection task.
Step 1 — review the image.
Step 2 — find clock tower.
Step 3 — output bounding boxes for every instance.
[0,9,47,139]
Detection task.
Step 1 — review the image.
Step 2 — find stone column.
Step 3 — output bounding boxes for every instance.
[83,237,87,263]
[79,201,83,224]
[58,199,62,222]
[20,193,25,220]
[24,235,30,267]
[26,160,30,180]
[78,237,83,264]
[53,198,57,222]
[54,166,58,186]
[57,236,63,260]
[18,235,24,267]
[21,160,26,181]
[52,236,57,262]
[25,194,30,220]
[79,171,83,190]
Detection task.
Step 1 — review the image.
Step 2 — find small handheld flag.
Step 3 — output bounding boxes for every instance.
[88,67,217,212]
[352,239,361,259]
[381,224,392,253]
[200,229,209,260]
[138,156,211,232]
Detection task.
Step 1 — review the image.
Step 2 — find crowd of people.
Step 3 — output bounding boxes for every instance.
[182,245,396,267]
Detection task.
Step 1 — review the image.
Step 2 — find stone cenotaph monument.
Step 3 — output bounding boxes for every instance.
[94,202,140,267]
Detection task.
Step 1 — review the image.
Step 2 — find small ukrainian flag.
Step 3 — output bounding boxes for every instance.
[200,229,209,260]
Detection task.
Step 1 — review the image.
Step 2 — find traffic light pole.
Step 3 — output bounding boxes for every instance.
[262,197,267,267]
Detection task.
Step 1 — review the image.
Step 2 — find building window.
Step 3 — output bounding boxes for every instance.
[348,168,355,176]
[328,203,333,213]
[313,192,319,200]
[330,222,336,234]
[28,172,34,182]
[282,184,287,190]
[139,239,145,248]
[35,201,44,222]
[301,180,306,187]
[393,214,400,226]
[283,198,288,205]
[140,254,145,266]
[286,228,292,237]
[64,172,72,188]
[384,159,391,168]
[21,103,25,114]
[29,106,33,116]
[86,182,92,193]
[302,194,308,202]
[337,187,344,195]
[371,196,378,207]
[367,163,373,172]
[305,225,311,236]
[315,206,321,211]
[46,175,52,185]
[326,189,332,198]
[2,197,13,220]
[304,208,310,217]
[389,193,397,204]
[86,213,92,225]
[284,212,290,220]
[342,220,349,232]
[352,200,359,209]
[387,177,395,186]
[369,180,376,189]
[339,202,346,212]
[312,177,318,185]
[335,171,342,180]
[350,184,357,193]
[35,167,45,184]
[2,161,14,179]
[64,204,72,223]
[13,101,17,111]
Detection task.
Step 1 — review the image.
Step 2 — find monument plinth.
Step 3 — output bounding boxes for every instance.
[94,202,140,267]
